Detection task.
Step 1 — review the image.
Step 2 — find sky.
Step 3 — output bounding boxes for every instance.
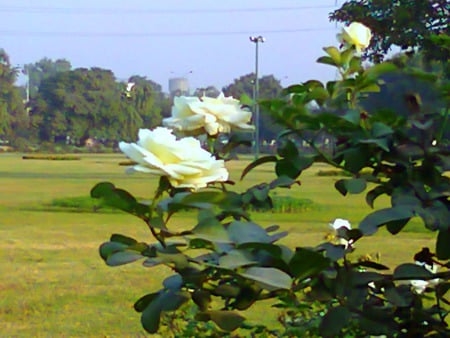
[0,0,345,92]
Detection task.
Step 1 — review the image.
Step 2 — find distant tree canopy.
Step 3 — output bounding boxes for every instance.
[25,58,72,99]
[330,0,449,64]
[0,49,27,141]
[222,73,284,141]
[32,68,165,144]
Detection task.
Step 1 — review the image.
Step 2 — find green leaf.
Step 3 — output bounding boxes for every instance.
[192,290,211,312]
[163,274,183,290]
[386,218,410,234]
[335,178,367,196]
[192,211,230,243]
[366,186,388,208]
[319,306,351,337]
[106,250,144,266]
[436,230,450,260]
[240,155,277,180]
[90,182,150,220]
[134,292,160,312]
[359,138,390,152]
[239,93,253,106]
[282,84,307,95]
[99,241,128,261]
[140,290,190,334]
[241,267,292,290]
[198,310,246,332]
[393,263,433,280]
[219,250,256,269]
[227,221,271,244]
[288,248,330,280]
[351,271,385,286]
[371,122,393,138]
[359,207,415,235]
[317,55,337,67]
[342,109,360,125]
[364,62,397,79]
[384,285,412,307]
[323,46,342,65]
[354,261,389,271]
[342,147,369,173]
[110,233,138,246]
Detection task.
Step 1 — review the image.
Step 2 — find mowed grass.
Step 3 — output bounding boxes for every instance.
[0,153,436,337]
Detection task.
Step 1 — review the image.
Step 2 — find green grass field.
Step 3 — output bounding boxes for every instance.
[0,153,436,337]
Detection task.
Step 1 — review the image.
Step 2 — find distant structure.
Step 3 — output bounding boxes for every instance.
[169,77,190,98]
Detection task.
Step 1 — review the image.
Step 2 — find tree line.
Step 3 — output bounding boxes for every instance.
[0,52,284,150]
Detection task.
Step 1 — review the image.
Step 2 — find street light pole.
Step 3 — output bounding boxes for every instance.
[249,36,265,159]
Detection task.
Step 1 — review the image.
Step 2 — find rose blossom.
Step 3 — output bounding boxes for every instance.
[163,93,254,135]
[119,127,228,189]
[338,22,372,54]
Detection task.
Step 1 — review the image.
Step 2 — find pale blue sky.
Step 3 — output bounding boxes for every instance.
[1,0,344,92]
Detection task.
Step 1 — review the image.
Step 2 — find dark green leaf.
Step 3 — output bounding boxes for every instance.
[386,218,410,234]
[200,310,246,332]
[163,274,183,290]
[335,178,366,196]
[354,261,389,271]
[342,109,360,125]
[192,290,211,311]
[240,155,277,180]
[106,250,144,266]
[192,211,230,243]
[371,122,393,138]
[436,230,450,260]
[393,263,433,280]
[227,221,271,244]
[351,271,385,286]
[359,207,415,235]
[134,292,160,312]
[218,250,256,269]
[384,285,412,307]
[366,186,388,208]
[240,267,292,291]
[288,248,330,280]
[319,306,351,337]
[359,138,390,152]
[317,242,346,261]
[110,233,138,246]
[99,241,128,261]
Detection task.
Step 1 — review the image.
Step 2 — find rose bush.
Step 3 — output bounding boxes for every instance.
[93,21,449,336]
[119,127,228,189]
[163,92,253,135]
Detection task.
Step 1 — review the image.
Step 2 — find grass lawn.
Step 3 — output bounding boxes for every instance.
[0,153,436,337]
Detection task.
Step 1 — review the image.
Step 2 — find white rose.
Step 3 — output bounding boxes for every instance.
[163,96,213,134]
[329,218,352,247]
[329,218,351,230]
[410,261,439,294]
[338,22,372,54]
[163,93,254,135]
[119,127,229,190]
[200,92,254,135]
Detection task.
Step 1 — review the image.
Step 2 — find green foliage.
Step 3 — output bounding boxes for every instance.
[330,0,449,63]
[94,30,449,336]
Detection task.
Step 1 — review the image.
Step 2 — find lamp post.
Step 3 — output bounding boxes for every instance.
[249,35,265,159]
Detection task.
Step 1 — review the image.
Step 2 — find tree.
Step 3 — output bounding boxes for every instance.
[222,73,284,141]
[330,0,449,63]
[24,57,71,99]
[0,49,27,142]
